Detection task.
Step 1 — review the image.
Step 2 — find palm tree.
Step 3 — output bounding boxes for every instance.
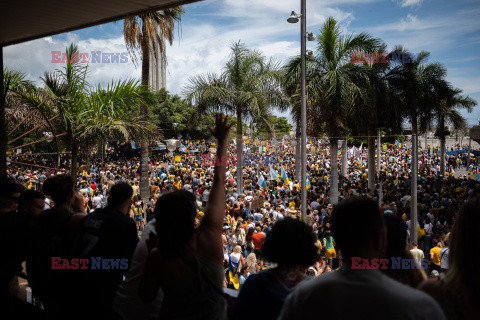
[1,68,34,179]
[421,87,476,176]
[19,44,156,178]
[184,41,287,194]
[123,7,183,200]
[386,48,469,177]
[346,46,404,192]
[284,17,381,204]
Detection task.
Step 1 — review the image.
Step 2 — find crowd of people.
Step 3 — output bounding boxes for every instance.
[1,113,479,319]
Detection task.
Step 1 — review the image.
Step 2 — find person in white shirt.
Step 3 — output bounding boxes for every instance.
[92,192,104,209]
[439,240,449,274]
[253,210,263,223]
[410,241,425,268]
[279,197,446,320]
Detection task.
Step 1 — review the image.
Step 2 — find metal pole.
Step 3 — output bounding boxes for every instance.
[410,134,418,244]
[0,46,6,181]
[300,0,307,222]
[376,129,381,178]
[467,137,472,170]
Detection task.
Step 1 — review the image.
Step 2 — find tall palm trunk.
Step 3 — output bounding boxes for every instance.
[439,116,446,177]
[236,110,243,195]
[440,135,446,177]
[97,140,106,160]
[329,137,339,204]
[340,137,347,177]
[367,127,376,192]
[139,23,150,201]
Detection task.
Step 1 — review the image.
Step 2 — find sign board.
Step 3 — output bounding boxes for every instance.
[159,163,168,169]
[251,197,265,211]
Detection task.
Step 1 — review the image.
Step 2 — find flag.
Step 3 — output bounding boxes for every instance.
[263,146,267,153]
[382,144,387,150]
[282,166,290,186]
[259,146,263,153]
[257,174,267,189]
[306,178,311,190]
[269,166,279,181]
[395,140,400,147]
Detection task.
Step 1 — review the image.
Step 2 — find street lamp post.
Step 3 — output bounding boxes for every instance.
[410,134,418,244]
[288,0,312,222]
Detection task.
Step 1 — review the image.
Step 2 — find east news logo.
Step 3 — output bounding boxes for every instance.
[51,257,129,269]
[51,51,129,63]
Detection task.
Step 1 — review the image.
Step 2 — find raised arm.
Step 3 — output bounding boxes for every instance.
[197,113,233,265]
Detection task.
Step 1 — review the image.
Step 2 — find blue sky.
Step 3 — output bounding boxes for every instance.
[4,0,480,125]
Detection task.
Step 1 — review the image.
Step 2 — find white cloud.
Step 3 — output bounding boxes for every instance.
[4,34,141,88]
[365,9,480,53]
[398,0,423,7]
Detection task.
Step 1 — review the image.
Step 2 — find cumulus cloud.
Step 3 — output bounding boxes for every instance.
[4,35,139,88]
[399,0,423,7]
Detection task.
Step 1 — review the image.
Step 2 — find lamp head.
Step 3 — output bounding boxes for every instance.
[287,11,299,23]
[307,32,316,41]
[166,139,178,152]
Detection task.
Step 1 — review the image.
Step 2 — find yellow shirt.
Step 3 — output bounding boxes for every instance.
[316,239,323,255]
[430,247,441,266]
[417,225,425,239]
[174,181,182,190]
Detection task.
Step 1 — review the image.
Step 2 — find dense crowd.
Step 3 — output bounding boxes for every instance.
[1,114,479,319]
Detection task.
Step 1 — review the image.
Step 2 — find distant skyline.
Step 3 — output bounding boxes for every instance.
[4,0,480,125]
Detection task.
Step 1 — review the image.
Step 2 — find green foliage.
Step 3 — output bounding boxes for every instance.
[150,88,216,139]
[252,115,292,138]
[17,44,157,176]
[284,17,383,137]
[184,41,288,135]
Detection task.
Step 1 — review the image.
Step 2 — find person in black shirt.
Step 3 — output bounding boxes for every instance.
[146,203,155,223]
[27,175,81,318]
[0,180,25,312]
[70,182,138,318]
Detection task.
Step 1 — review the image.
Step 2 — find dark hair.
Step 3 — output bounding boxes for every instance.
[18,190,45,208]
[0,180,24,198]
[262,218,318,268]
[154,190,197,257]
[384,214,407,257]
[108,182,133,208]
[445,197,480,309]
[42,175,74,204]
[246,227,255,242]
[331,197,384,258]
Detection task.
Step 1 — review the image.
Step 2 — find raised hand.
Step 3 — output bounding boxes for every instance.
[208,113,233,143]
